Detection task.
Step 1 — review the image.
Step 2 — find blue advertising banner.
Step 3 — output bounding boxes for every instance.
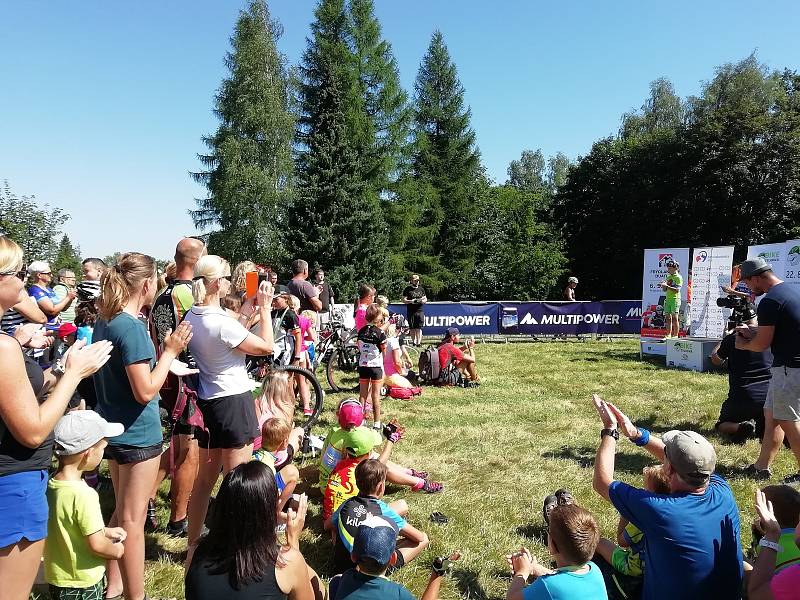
[499,301,641,335]
[388,302,499,336]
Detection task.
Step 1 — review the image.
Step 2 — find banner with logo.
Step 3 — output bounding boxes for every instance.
[689,246,734,338]
[499,301,641,335]
[641,248,690,338]
[747,242,785,283]
[784,239,800,290]
[388,302,498,336]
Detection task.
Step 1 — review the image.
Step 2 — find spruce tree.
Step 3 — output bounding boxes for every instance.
[191,0,294,266]
[291,0,389,298]
[53,234,82,275]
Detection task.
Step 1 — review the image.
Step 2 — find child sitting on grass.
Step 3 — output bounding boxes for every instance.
[44,411,128,600]
[507,504,608,600]
[257,417,300,511]
[748,484,800,573]
[326,459,429,575]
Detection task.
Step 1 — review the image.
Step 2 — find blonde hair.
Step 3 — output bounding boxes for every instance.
[366,303,388,325]
[301,309,316,322]
[192,255,231,304]
[0,237,23,273]
[97,252,156,320]
[643,464,671,494]
[261,417,291,452]
[257,371,294,425]
[287,295,300,312]
[232,260,257,294]
[375,295,389,308]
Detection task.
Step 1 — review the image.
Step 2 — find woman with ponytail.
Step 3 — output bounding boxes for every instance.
[93,252,192,600]
[182,255,275,561]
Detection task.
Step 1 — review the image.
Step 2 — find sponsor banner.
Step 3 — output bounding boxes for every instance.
[388,302,498,336]
[784,239,800,290]
[690,246,733,338]
[665,337,719,372]
[641,248,690,338]
[499,301,641,335]
[747,240,800,294]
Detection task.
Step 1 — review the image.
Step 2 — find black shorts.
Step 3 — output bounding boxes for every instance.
[358,366,383,381]
[197,390,259,450]
[104,442,163,465]
[408,311,424,329]
[716,399,765,432]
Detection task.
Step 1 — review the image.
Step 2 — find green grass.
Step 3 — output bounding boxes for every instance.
[92,340,799,599]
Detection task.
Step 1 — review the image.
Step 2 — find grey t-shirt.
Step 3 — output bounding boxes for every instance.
[287,279,320,312]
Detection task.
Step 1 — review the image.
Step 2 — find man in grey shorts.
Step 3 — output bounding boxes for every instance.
[736,257,800,482]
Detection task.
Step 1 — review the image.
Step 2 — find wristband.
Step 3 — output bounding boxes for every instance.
[600,428,619,440]
[758,538,782,552]
[633,428,650,447]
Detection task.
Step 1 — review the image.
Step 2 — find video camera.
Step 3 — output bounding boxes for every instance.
[716,295,757,327]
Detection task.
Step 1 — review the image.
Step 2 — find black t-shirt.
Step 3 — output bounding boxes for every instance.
[286,279,319,312]
[185,551,286,600]
[403,284,426,315]
[757,282,800,367]
[314,280,334,312]
[716,333,772,405]
[271,308,300,364]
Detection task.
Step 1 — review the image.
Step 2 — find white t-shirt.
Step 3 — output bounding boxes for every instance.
[184,305,251,399]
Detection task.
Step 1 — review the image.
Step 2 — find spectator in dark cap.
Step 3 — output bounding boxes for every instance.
[437,327,479,385]
[736,256,800,483]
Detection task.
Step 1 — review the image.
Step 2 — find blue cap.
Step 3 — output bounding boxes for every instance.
[352,515,399,566]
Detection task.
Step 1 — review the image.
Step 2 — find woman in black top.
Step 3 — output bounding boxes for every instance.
[185,461,317,600]
[0,236,112,600]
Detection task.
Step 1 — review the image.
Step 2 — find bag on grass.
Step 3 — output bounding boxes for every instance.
[388,386,422,400]
[418,347,441,383]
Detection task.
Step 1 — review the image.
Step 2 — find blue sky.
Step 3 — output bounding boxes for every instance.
[1,1,798,260]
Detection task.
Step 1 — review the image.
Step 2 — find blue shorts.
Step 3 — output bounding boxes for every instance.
[275,471,286,494]
[0,470,49,547]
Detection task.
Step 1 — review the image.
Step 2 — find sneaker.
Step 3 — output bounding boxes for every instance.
[303,408,313,417]
[742,464,772,480]
[145,499,159,532]
[420,479,443,494]
[166,517,188,537]
[784,472,800,484]
[731,420,757,444]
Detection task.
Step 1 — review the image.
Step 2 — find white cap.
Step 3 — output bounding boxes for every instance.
[568,277,578,284]
[54,411,124,456]
[27,260,51,275]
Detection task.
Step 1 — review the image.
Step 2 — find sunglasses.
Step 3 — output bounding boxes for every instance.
[0,269,27,280]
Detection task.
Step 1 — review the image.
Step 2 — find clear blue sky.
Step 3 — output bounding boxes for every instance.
[1,1,798,260]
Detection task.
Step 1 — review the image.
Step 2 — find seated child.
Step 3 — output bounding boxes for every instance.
[256,417,300,512]
[254,370,304,457]
[319,398,442,495]
[749,484,800,573]
[327,459,429,575]
[44,411,128,600]
[507,504,607,600]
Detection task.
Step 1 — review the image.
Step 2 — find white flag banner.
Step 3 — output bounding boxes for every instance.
[689,246,733,338]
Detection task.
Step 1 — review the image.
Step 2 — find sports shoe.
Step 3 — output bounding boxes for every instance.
[731,420,757,444]
[166,517,188,537]
[410,468,428,479]
[420,479,444,493]
[145,499,158,532]
[742,464,772,480]
[784,472,800,484]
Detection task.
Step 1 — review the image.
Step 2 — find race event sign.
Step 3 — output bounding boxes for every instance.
[641,248,690,338]
[499,301,641,335]
[389,302,498,336]
[747,239,800,291]
[689,246,733,338]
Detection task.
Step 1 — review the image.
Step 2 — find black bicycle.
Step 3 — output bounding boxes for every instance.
[246,357,324,430]
[312,307,360,393]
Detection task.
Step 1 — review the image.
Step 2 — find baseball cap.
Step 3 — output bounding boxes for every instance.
[274,284,291,297]
[54,411,124,456]
[58,322,78,338]
[337,398,364,429]
[445,327,460,338]
[352,514,399,566]
[662,430,716,486]
[666,260,679,269]
[343,427,379,458]
[740,257,773,279]
[27,260,50,275]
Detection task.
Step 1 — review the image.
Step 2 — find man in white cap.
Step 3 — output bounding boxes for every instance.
[736,256,800,483]
[591,395,742,600]
[563,276,578,301]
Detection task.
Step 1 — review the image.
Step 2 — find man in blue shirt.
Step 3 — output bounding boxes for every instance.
[591,395,743,600]
[736,257,800,483]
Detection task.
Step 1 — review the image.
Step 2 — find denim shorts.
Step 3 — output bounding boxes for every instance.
[0,469,49,547]
[104,442,163,465]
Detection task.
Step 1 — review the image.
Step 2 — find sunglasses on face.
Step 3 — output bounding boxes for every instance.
[0,269,27,280]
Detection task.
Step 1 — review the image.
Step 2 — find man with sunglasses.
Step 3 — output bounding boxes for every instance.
[27,260,75,331]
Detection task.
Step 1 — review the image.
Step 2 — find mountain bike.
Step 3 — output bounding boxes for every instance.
[246,356,324,430]
[312,307,360,393]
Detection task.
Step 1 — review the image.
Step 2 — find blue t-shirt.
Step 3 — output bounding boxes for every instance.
[28,285,60,329]
[757,282,800,367]
[522,563,607,600]
[608,474,743,600]
[331,568,414,600]
[93,312,162,448]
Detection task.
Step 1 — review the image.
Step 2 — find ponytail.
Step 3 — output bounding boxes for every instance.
[193,255,230,304]
[97,253,156,321]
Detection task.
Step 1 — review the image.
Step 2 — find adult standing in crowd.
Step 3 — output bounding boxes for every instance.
[0,236,113,600]
[287,259,322,313]
[149,236,206,536]
[313,268,334,324]
[77,257,105,305]
[591,395,743,600]
[402,274,427,346]
[563,276,578,301]
[183,255,275,562]
[52,268,77,324]
[1,289,47,334]
[93,252,193,600]
[27,260,76,331]
[736,257,800,483]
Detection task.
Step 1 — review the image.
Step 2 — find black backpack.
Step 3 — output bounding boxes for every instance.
[418,346,441,384]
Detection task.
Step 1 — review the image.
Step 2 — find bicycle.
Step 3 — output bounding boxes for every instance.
[246,356,324,430]
[311,306,361,393]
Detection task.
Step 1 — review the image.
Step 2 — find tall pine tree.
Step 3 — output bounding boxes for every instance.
[191,0,294,266]
[53,234,82,275]
[291,0,389,298]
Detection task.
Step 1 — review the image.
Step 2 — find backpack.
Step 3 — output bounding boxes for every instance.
[418,346,441,384]
[271,308,296,366]
[387,386,422,400]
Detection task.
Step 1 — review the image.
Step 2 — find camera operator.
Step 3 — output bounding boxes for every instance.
[711,315,772,444]
[736,257,800,483]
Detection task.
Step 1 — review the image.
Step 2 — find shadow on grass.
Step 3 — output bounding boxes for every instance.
[635,415,715,437]
[452,567,501,600]
[144,534,186,563]
[515,522,548,544]
[543,445,654,475]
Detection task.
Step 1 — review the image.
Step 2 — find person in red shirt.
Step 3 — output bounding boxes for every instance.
[437,327,479,384]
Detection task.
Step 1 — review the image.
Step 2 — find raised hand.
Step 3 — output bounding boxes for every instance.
[592,394,617,429]
[64,339,113,379]
[256,280,273,308]
[606,402,638,439]
[163,321,192,355]
[754,489,781,539]
[285,493,308,550]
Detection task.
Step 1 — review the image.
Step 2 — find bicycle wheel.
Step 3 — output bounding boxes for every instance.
[326,344,361,393]
[276,365,324,430]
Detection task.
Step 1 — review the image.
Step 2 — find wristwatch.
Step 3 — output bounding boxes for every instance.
[758,538,782,552]
[600,428,620,440]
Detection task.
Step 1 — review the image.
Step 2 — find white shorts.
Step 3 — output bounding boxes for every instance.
[765,366,800,421]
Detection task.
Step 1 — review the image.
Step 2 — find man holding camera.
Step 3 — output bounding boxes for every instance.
[736,257,800,482]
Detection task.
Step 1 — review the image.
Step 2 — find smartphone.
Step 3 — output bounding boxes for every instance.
[245,271,259,298]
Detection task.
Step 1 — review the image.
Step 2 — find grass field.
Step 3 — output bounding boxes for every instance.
[77,339,796,599]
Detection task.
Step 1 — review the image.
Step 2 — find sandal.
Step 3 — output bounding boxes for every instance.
[542,494,558,524]
[410,468,429,479]
[554,488,574,506]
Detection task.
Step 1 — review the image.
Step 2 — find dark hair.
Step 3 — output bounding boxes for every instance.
[194,461,280,589]
[291,259,307,276]
[75,300,98,327]
[82,257,106,269]
[548,504,600,565]
[355,459,387,495]
[357,556,388,576]
[762,485,800,529]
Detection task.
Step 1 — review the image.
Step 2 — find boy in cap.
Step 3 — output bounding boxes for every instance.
[44,411,128,600]
[437,327,479,385]
[590,394,743,600]
[318,398,442,495]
